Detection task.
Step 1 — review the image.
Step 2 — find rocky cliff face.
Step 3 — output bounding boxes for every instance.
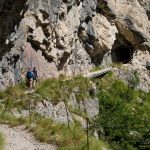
[0,0,150,90]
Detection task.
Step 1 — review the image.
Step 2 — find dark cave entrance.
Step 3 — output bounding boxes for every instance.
[111,35,134,64]
[111,46,134,63]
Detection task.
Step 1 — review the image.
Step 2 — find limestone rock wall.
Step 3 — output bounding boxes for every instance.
[0,0,149,89]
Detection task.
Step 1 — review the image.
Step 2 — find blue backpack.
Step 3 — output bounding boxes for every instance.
[26,71,33,79]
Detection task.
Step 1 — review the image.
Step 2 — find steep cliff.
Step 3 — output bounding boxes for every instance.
[0,0,150,89]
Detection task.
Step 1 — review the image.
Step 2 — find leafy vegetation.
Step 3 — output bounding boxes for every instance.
[0,76,111,150]
[29,116,111,150]
[111,62,123,68]
[94,73,150,150]
[0,105,111,150]
[0,82,26,99]
[128,70,140,89]
[90,66,102,72]
[36,76,92,102]
[1,73,149,150]
[0,132,4,150]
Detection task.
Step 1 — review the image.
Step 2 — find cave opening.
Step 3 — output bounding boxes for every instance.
[111,34,135,64]
[111,45,134,63]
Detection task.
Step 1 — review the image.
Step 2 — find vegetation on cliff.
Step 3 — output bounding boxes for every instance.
[0,74,150,150]
[94,73,150,150]
[0,77,111,150]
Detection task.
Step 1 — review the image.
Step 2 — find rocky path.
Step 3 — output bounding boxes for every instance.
[0,124,57,150]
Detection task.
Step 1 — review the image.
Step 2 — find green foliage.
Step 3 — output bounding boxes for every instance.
[36,76,91,102]
[0,104,27,127]
[0,82,26,99]
[58,74,67,80]
[90,66,102,72]
[0,110,111,150]
[1,73,149,150]
[0,77,111,150]
[36,78,61,102]
[128,70,140,88]
[30,116,111,150]
[0,132,4,150]
[94,75,150,150]
[111,62,123,68]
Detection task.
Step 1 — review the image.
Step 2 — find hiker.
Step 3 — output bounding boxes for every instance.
[26,68,34,91]
[32,67,38,89]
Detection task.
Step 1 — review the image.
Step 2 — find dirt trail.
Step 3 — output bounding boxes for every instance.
[0,124,56,150]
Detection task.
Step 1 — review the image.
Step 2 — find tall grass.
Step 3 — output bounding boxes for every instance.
[0,132,4,150]
[0,82,26,99]
[36,76,92,102]
[0,110,111,150]
[29,116,111,150]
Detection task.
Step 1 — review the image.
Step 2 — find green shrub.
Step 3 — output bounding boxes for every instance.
[95,76,150,150]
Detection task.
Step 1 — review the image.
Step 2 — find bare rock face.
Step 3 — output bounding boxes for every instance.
[0,0,149,89]
[34,96,99,127]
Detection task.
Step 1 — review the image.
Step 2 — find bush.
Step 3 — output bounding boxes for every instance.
[94,76,150,150]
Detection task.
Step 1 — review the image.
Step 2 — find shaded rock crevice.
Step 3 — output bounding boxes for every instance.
[111,33,134,64]
[0,0,27,53]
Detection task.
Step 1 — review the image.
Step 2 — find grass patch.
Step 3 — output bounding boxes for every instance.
[0,82,26,99]
[0,108,111,150]
[111,62,123,68]
[90,66,102,72]
[0,107,27,127]
[0,132,4,150]
[29,116,111,150]
[36,76,92,102]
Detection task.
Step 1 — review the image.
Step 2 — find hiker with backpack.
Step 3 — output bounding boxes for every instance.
[26,68,34,91]
[32,67,38,89]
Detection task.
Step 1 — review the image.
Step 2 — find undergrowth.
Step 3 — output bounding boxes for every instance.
[94,73,150,150]
[0,76,111,150]
[0,132,4,150]
[90,66,102,72]
[0,82,26,99]
[0,106,111,150]
[36,76,92,103]
[1,73,148,150]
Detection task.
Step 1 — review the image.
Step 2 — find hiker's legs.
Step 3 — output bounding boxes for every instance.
[33,79,37,89]
[29,79,33,91]
[26,79,30,89]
